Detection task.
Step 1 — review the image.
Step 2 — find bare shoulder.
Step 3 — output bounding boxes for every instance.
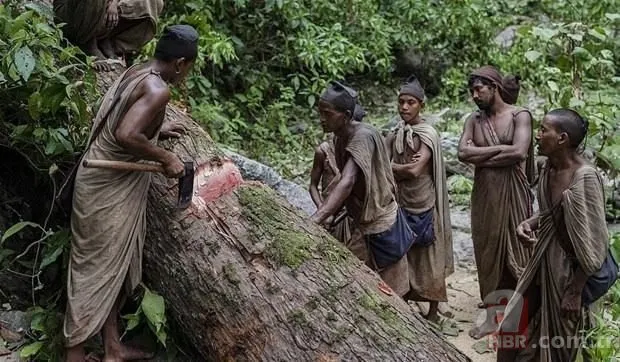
[384,129,396,144]
[315,142,328,156]
[139,75,170,106]
[465,111,480,123]
[510,106,533,123]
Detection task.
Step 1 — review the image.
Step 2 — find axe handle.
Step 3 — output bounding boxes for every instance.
[83,159,164,173]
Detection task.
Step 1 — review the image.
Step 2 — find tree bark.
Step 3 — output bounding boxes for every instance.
[95,69,471,361]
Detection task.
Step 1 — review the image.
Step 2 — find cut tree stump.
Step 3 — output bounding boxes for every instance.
[96,69,471,361]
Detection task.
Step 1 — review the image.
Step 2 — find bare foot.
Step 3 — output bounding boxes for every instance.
[83,38,115,72]
[93,60,115,72]
[65,345,86,362]
[85,38,107,61]
[105,344,154,362]
[468,321,496,340]
[424,312,441,324]
[99,37,118,59]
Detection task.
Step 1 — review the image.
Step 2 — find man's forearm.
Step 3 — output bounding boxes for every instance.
[391,163,407,180]
[567,265,589,294]
[309,185,323,209]
[311,181,352,224]
[392,162,424,179]
[118,134,172,163]
[476,148,526,167]
[458,145,501,164]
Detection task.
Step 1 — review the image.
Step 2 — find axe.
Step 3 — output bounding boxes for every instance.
[82,159,195,209]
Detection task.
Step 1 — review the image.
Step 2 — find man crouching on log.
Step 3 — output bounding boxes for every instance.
[310,81,413,298]
[64,25,198,362]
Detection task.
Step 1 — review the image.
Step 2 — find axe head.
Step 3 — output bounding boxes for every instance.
[176,161,195,209]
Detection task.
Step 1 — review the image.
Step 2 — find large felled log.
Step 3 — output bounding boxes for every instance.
[94,69,471,361]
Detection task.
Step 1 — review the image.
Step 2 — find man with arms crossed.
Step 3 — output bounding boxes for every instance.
[457,65,535,338]
[386,76,454,323]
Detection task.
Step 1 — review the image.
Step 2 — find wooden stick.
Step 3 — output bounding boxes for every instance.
[83,159,164,173]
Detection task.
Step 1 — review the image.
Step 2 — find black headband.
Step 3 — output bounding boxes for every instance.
[399,75,425,101]
[154,24,199,61]
[320,81,356,114]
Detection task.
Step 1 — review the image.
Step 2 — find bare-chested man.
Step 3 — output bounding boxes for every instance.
[385,76,453,323]
[64,25,198,362]
[496,108,617,361]
[457,65,535,338]
[311,81,412,298]
[53,0,164,70]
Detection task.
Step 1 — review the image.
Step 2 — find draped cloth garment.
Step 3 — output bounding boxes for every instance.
[335,123,409,297]
[497,163,609,361]
[470,109,535,300]
[319,140,366,261]
[64,65,162,347]
[391,121,454,301]
[53,0,163,54]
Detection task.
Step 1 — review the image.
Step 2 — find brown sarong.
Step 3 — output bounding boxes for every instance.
[53,0,163,53]
[498,163,609,361]
[392,122,453,302]
[470,109,534,301]
[335,123,409,297]
[63,65,163,347]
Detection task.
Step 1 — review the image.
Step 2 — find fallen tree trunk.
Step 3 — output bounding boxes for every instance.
[94,70,471,361]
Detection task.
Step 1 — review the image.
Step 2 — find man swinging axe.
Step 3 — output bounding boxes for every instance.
[64,24,198,362]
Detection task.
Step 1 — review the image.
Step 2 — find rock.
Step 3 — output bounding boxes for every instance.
[0,311,29,334]
[442,134,474,178]
[287,122,308,135]
[523,92,546,115]
[450,209,471,233]
[223,149,317,216]
[493,26,519,49]
[472,339,494,354]
[392,47,449,97]
[453,230,474,266]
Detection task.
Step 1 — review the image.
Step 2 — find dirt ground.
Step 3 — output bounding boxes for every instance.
[445,265,497,362]
[411,262,498,362]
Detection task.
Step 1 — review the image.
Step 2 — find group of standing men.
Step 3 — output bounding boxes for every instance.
[309,76,453,323]
[309,66,615,361]
[49,1,615,357]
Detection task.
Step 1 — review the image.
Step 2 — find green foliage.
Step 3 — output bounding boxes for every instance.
[0,0,617,358]
[0,2,96,167]
[122,285,168,347]
[19,305,67,362]
[145,0,522,180]
[447,175,474,206]
[492,10,619,175]
[583,232,620,360]
[147,0,618,184]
